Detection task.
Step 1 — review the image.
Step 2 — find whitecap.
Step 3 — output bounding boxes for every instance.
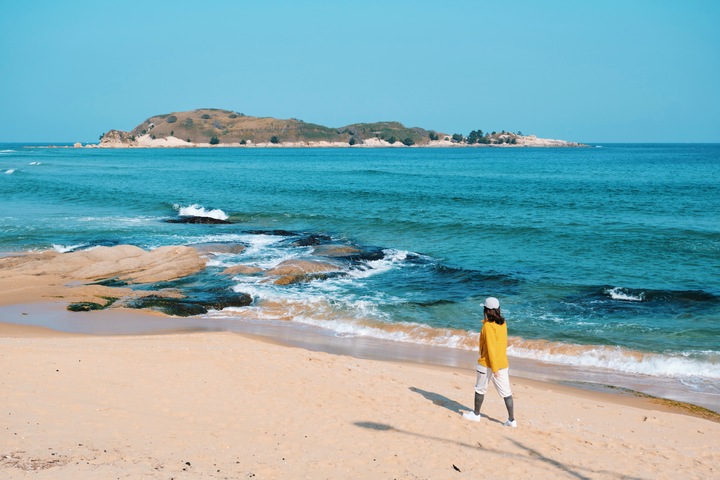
[346,249,410,279]
[4,169,15,174]
[174,203,229,220]
[605,286,644,302]
[52,243,88,253]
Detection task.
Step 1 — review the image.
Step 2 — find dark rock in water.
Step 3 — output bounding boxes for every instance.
[350,247,385,262]
[245,229,298,236]
[312,244,385,262]
[291,234,333,247]
[166,216,232,224]
[129,296,208,316]
[199,292,253,310]
[91,277,128,287]
[128,292,253,316]
[67,302,106,312]
[67,297,118,312]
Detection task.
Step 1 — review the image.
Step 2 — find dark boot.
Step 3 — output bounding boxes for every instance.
[474,392,485,415]
[503,395,515,422]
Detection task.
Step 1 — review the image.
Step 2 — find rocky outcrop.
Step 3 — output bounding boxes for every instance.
[264,258,345,285]
[1,245,206,285]
[515,135,585,147]
[222,264,263,276]
[312,245,385,262]
[127,291,253,316]
[99,130,137,147]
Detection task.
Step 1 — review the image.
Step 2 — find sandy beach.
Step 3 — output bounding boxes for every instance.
[0,248,718,478]
[1,320,718,479]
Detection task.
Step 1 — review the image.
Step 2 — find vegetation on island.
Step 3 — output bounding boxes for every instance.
[111,109,435,146]
[449,129,522,145]
[98,108,583,147]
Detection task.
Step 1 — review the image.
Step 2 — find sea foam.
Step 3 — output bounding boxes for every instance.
[52,243,88,253]
[605,286,644,302]
[508,339,720,379]
[174,203,229,220]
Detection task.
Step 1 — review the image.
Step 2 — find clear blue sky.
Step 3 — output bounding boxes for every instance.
[1,0,718,143]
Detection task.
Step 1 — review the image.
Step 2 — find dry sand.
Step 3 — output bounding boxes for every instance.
[1,325,718,479]
[0,246,718,478]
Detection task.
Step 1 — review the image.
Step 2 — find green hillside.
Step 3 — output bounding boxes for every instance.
[120,108,436,145]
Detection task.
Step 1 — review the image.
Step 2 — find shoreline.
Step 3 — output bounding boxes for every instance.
[1,246,718,415]
[2,310,718,478]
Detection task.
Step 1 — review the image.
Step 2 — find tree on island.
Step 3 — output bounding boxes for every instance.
[270,136,280,144]
[451,133,464,143]
[467,130,484,144]
[209,135,220,145]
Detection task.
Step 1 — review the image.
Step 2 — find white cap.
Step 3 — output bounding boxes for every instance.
[482,297,500,309]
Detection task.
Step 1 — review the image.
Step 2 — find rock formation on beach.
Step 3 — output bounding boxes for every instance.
[93,108,585,148]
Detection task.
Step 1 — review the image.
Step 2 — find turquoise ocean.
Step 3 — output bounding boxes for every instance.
[1,143,719,410]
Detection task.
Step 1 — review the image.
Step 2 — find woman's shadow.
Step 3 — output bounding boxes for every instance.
[409,386,468,414]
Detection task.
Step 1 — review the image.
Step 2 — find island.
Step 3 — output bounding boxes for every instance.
[86,108,585,148]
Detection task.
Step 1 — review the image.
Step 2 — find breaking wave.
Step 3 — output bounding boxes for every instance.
[174,203,229,220]
[605,287,644,302]
[508,338,720,379]
[52,243,89,253]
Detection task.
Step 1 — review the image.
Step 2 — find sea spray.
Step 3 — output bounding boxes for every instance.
[174,203,229,220]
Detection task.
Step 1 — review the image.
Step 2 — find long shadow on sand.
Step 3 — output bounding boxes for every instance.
[353,421,639,480]
[409,387,502,424]
[409,387,468,414]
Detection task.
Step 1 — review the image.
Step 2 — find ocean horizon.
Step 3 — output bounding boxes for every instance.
[1,142,719,411]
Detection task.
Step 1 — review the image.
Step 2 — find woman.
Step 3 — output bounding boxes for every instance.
[462,296,516,427]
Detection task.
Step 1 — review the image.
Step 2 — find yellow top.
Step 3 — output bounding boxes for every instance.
[478,319,509,372]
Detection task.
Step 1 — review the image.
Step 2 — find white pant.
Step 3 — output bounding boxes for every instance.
[474,365,512,398]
